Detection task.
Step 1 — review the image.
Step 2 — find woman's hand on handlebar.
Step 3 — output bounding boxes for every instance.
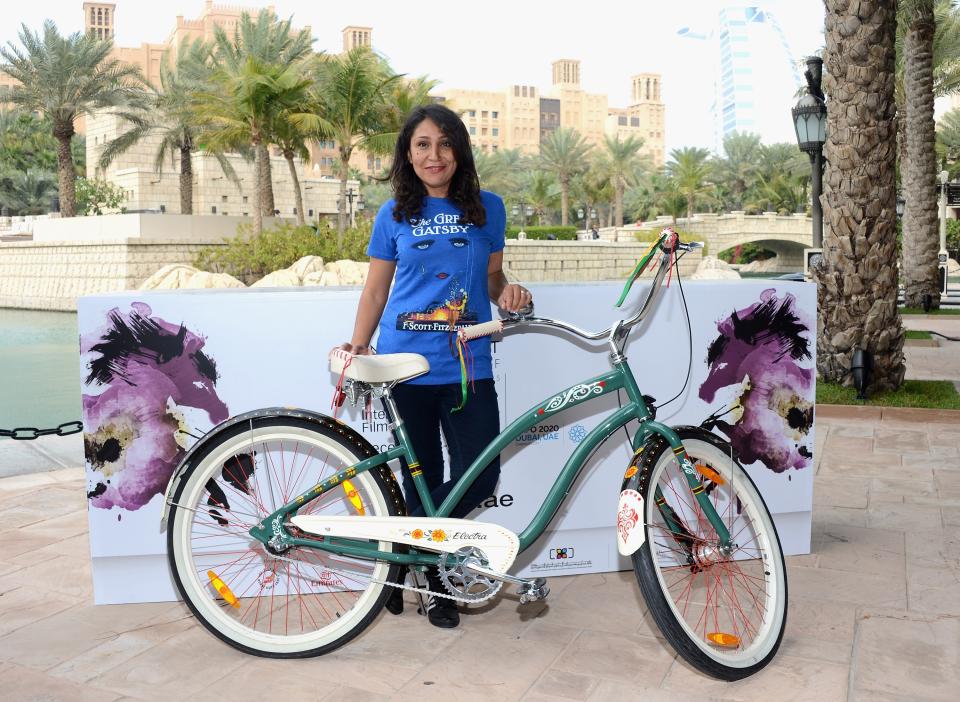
[497,283,533,313]
[334,342,374,356]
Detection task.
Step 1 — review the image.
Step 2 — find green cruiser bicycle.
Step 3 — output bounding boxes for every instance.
[161,230,787,681]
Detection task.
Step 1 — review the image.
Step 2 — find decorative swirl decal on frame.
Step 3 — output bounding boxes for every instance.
[539,381,606,415]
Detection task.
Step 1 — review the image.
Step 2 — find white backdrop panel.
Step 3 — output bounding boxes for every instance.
[79,280,815,603]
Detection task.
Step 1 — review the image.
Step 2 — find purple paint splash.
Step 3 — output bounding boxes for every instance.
[699,289,814,473]
[82,302,229,511]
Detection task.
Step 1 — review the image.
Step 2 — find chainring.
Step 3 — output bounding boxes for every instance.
[437,546,503,603]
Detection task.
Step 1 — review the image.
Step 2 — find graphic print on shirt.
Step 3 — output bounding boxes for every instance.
[396,212,479,333]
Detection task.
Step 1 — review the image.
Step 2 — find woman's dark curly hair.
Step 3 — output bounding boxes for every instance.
[388,103,486,226]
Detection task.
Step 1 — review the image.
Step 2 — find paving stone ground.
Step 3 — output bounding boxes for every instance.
[1,317,958,701]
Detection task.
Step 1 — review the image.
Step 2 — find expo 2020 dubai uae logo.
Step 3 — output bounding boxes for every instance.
[568,424,587,443]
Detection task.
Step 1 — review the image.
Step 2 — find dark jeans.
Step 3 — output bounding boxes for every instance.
[389,379,501,519]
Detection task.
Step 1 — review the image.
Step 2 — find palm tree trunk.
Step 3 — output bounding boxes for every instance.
[253,139,264,235]
[820,0,904,391]
[560,176,570,227]
[285,151,305,227]
[902,1,940,309]
[179,145,193,215]
[615,181,624,227]
[337,152,349,240]
[258,143,275,218]
[54,121,76,217]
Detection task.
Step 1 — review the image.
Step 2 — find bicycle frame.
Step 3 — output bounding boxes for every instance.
[250,356,731,569]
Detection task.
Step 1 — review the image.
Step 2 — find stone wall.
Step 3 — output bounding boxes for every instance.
[0,239,218,311]
[589,212,813,272]
[0,238,702,312]
[503,239,700,282]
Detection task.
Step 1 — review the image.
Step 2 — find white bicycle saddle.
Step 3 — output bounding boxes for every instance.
[329,349,430,384]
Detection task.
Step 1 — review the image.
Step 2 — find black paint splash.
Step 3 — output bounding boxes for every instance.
[86,309,218,387]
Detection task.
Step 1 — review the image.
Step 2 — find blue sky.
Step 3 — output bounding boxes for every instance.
[2,1,825,152]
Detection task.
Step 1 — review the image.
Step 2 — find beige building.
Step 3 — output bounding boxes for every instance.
[87,110,353,220]
[4,2,665,206]
[437,59,665,168]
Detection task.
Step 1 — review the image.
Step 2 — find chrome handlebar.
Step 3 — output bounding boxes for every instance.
[500,236,703,349]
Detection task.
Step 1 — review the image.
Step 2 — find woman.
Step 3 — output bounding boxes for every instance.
[339,104,532,628]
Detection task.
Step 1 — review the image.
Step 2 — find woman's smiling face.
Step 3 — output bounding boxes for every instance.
[408,118,458,198]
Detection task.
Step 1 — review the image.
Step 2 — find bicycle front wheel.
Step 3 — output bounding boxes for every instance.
[167,415,404,657]
[632,428,787,680]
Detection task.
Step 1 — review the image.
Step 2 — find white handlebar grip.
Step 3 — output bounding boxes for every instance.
[458,319,504,341]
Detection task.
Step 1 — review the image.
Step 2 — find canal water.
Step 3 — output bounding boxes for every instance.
[0,309,81,436]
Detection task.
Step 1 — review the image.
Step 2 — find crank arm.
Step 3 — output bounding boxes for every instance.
[462,562,536,588]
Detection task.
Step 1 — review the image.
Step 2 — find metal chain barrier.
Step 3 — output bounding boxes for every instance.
[0,421,83,440]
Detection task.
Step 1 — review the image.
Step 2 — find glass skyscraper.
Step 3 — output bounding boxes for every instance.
[679,5,802,152]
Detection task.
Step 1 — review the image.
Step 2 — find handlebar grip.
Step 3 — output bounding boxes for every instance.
[659,227,679,252]
[458,319,504,341]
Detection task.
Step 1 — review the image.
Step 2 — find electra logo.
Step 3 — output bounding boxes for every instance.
[549,547,575,559]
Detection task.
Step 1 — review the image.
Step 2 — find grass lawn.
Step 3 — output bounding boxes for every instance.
[817,379,960,409]
[905,330,933,340]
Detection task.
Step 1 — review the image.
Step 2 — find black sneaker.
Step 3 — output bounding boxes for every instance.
[424,569,460,628]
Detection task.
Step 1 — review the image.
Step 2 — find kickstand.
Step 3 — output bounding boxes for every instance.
[411,569,429,616]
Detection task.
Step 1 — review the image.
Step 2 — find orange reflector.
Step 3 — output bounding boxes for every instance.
[342,479,365,515]
[207,570,240,608]
[696,463,725,485]
[707,632,740,648]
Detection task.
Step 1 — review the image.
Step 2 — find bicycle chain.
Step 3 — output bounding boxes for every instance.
[267,553,496,604]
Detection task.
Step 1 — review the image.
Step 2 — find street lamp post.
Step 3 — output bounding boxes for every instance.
[792,56,828,249]
[511,200,534,231]
[338,187,364,227]
[939,170,950,295]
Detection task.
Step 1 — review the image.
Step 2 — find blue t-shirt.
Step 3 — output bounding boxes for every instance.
[367,191,506,385]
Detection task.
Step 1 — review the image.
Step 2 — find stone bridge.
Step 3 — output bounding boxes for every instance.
[596,211,814,272]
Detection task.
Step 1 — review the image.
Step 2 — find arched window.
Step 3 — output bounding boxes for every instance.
[91,8,96,24]
[104,9,110,25]
[645,78,650,100]
[97,8,103,26]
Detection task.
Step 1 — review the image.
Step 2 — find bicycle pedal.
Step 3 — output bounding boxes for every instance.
[517,577,549,604]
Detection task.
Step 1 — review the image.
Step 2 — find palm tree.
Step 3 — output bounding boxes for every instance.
[598,134,646,226]
[936,107,960,176]
[0,168,58,214]
[211,9,313,219]
[0,21,142,216]
[384,74,438,132]
[475,147,526,197]
[271,96,312,226]
[666,146,713,220]
[820,0,904,390]
[301,47,401,238]
[98,39,236,214]
[197,59,311,234]
[900,0,941,309]
[519,171,561,226]
[716,131,761,211]
[539,128,592,226]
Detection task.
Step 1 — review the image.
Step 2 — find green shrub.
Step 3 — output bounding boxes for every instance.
[195,219,371,282]
[505,225,578,240]
[633,227,696,246]
[947,218,960,260]
[718,242,774,264]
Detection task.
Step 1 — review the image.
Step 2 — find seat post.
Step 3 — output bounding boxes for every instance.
[379,384,404,431]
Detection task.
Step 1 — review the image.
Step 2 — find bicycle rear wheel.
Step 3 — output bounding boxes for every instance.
[632,427,787,680]
[167,416,404,657]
